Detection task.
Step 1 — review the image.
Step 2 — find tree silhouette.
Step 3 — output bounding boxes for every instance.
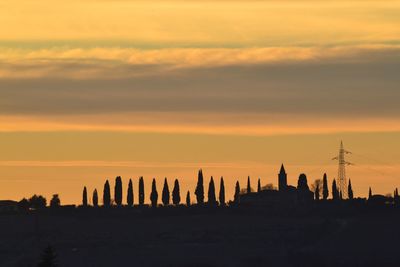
[297,174,309,191]
[257,178,261,193]
[369,187,372,199]
[234,181,240,204]
[127,179,134,207]
[18,198,30,211]
[82,186,88,207]
[208,176,217,206]
[29,195,46,210]
[162,178,170,206]
[103,180,111,207]
[315,184,320,201]
[50,194,60,208]
[139,176,145,206]
[186,191,191,206]
[322,173,329,200]
[332,179,339,201]
[37,245,57,267]
[92,189,98,207]
[348,179,354,200]
[247,176,251,194]
[219,177,225,206]
[195,169,204,205]
[114,176,123,206]
[150,178,158,208]
[172,179,181,205]
[394,188,399,205]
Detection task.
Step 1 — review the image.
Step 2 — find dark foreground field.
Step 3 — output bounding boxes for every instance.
[0,206,399,267]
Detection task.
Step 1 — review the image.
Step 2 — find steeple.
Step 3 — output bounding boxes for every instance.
[278,164,287,191]
[279,164,286,174]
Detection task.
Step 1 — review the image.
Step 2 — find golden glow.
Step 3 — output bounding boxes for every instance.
[0,0,399,204]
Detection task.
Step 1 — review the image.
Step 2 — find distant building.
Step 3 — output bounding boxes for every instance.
[239,164,313,208]
[278,164,287,191]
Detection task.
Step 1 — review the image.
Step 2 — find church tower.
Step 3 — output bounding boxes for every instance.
[278,164,287,191]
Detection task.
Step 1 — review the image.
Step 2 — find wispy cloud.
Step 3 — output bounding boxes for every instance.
[0,45,399,79]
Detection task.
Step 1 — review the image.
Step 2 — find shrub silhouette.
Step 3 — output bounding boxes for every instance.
[114,176,123,206]
[18,198,30,211]
[172,179,180,205]
[162,178,170,206]
[103,180,111,207]
[348,179,354,200]
[219,177,225,206]
[139,177,145,206]
[50,194,60,208]
[82,186,88,207]
[208,176,217,206]
[150,178,158,208]
[127,179,134,207]
[234,181,240,204]
[92,189,98,207]
[247,176,251,194]
[322,173,329,200]
[29,195,47,210]
[195,169,205,205]
[186,191,191,206]
[37,245,57,267]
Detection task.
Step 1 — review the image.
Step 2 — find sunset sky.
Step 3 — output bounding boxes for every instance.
[1,0,400,204]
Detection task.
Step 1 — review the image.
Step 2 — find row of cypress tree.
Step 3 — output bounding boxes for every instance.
[82,170,234,207]
[314,173,354,201]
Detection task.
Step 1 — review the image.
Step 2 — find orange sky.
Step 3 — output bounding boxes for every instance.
[0,0,399,204]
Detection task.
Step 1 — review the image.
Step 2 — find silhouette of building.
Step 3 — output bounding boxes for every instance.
[278,164,287,191]
[240,164,313,209]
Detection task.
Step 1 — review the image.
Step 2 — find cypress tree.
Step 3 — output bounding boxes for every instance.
[172,179,181,205]
[394,188,399,205]
[139,176,145,206]
[195,169,204,204]
[186,191,191,206]
[322,173,329,200]
[208,176,217,206]
[315,184,320,201]
[127,179,133,207]
[257,178,261,193]
[332,179,339,201]
[162,178,170,206]
[114,176,123,206]
[103,180,111,207]
[247,176,251,194]
[150,178,158,208]
[92,189,98,207]
[234,181,240,204]
[348,179,354,200]
[219,177,225,206]
[369,187,372,199]
[82,186,88,207]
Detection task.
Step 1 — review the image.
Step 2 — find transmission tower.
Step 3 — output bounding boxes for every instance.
[332,141,353,199]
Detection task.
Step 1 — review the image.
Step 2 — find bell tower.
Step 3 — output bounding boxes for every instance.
[278,164,287,191]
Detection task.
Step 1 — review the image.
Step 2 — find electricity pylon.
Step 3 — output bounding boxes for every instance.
[332,141,353,199]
